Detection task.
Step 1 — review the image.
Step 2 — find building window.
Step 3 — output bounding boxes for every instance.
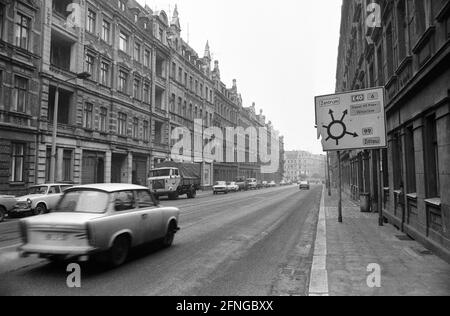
[119,0,126,11]
[0,5,4,41]
[100,107,108,132]
[119,31,129,53]
[132,117,139,139]
[102,20,111,43]
[85,53,95,77]
[87,9,96,33]
[118,70,128,93]
[405,125,416,194]
[424,115,440,198]
[143,82,150,103]
[118,112,127,136]
[178,67,182,82]
[133,78,141,100]
[144,49,151,67]
[62,150,73,182]
[84,103,93,130]
[134,42,141,62]
[11,143,25,182]
[15,13,30,50]
[143,120,149,141]
[171,62,176,78]
[177,97,182,115]
[158,27,164,42]
[13,76,28,113]
[386,24,394,79]
[100,61,110,86]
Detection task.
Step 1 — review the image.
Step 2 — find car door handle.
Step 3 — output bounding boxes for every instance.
[141,214,148,220]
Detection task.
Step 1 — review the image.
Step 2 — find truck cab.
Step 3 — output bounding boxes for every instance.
[148,164,200,200]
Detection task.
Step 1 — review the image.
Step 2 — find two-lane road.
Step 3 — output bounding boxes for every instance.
[0,185,322,296]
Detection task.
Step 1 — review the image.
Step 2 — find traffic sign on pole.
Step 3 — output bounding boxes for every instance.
[315,87,387,152]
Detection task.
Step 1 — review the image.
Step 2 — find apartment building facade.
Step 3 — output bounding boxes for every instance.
[0,0,42,196]
[0,0,285,193]
[335,0,450,261]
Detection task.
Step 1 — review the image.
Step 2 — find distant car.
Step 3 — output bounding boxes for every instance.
[213,181,229,194]
[0,195,18,222]
[268,181,277,188]
[227,182,239,192]
[247,178,258,190]
[235,177,248,191]
[262,181,268,188]
[19,184,180,267]
[280,180,287,186]
[299,181,310,190]
[12,184,73,217]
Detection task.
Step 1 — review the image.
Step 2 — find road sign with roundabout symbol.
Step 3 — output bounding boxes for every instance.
[315,87,387,152]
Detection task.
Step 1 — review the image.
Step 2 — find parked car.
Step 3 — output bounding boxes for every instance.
[12,184,73,217]
[19,184,180,267]
[280,180,287,186]
[0,195,18,223]
[268,181,277,188]
[299,181,310,190]
[235,177,248,191]
[247,178,258,190]
[213,181,229,195]
[227,182,239,192]
[262,181,268,188]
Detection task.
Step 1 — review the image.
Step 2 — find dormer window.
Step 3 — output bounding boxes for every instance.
[119,0,126,11]
[134,14,138,23]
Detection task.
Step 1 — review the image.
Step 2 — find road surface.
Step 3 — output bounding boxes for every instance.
[0,185,322,296]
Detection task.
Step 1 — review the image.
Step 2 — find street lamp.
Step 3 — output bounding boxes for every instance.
[49,72,91,184]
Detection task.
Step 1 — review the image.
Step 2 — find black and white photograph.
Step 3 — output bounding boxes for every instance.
[0,0,449,303]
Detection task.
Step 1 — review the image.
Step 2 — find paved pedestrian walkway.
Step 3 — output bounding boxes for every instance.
[309,187,450,296]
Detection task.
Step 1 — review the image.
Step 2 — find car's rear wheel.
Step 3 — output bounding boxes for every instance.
[108,235,130,267]
[0,206,5,223]
[34,203,47,216]
[162,222,177,248]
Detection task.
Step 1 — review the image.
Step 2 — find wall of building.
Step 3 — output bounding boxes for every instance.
[335,0,450,261]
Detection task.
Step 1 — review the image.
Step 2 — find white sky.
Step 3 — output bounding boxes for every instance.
[139,0,343,154]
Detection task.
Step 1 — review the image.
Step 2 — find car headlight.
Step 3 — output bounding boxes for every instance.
[27,199,32,206]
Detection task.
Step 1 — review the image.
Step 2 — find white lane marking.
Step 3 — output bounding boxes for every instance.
[309,185,329,296]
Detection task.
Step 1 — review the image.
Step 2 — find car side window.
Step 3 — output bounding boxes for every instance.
[114,191,136,212]
[49,186,61,194]
[136,190,157,208]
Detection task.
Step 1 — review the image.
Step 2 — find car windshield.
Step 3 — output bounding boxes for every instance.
[149,169,171,177]
[28,186,48,195]
[55,190,109,214]
[215,182,226,186]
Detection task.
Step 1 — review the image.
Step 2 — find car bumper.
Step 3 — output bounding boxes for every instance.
[213,188,228,192]
[300,186,310,190]
[9,207,32,214]
[19,244,98,258]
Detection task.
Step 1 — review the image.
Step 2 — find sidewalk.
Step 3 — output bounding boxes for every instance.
[309,187,450,296]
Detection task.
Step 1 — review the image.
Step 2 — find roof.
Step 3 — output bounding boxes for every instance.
[68,183,148,193]
[31,183,72,187]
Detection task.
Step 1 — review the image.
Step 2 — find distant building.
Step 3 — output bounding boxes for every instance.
[284,151,326,182]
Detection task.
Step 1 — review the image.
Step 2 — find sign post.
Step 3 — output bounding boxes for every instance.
[315,87,387,223]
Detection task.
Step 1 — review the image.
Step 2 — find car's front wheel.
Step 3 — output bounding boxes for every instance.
[162,222,178,248]
[33,203,47,216]
[0,206,5,223]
